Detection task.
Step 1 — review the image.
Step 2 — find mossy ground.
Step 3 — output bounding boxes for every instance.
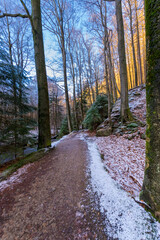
[0,148,52,182]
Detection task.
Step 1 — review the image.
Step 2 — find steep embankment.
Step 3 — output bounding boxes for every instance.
[96,84,146,197]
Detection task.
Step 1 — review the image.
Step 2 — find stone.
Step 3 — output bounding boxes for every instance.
[127,123,138,128]
[96,127,112,137]
[133,92,141,96]
[140,133,146,140]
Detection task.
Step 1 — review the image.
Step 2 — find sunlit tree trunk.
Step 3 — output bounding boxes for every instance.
[104,45,111,126]
[140,0,160,216]
[134,0,143,85]
[115,0,131,123]
[127,0,138,87]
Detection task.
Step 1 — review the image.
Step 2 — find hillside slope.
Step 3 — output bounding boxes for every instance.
[95,84,146,198]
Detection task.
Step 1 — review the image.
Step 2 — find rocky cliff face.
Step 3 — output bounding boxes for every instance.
[96,84,146,137]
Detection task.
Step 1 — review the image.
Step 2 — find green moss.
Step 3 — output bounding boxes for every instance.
[127,123,138,128]
[0,148,51,182]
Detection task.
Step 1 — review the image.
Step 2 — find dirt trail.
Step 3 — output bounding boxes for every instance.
[0,133,107,240]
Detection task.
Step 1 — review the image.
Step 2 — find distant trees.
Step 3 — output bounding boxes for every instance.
[0,0,147,141]
[0,39,36,156]
[43,0,73,133]
[140,0,160,216]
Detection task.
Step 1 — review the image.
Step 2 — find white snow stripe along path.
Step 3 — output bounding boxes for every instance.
[86,139,160,240]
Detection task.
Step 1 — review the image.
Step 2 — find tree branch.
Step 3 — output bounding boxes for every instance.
[0,13,28,18]
[19,0,34,31]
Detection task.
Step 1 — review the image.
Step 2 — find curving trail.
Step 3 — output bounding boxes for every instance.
[0,133,107,240]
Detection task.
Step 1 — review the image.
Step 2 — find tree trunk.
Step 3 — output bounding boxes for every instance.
[61,35,72,133]
[94,66,99,98]
[103,2,111,126]
[115,0,131,123]
[134,0,143,84]
[70,53,79,130]
[31,0,51,148]
[128,0,138,87]
[107,39,117,103]
[6,16,18,157]
[140,0,160,216]
[104,47,111,127]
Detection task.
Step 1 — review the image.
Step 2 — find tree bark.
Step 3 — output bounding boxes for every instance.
[61,34,72,133]
[140,0,160,216]
[134,0,143,84]
[115,0,131,123]
[31,0,51,148]
[104,46,111,126]
[127,0,138,87]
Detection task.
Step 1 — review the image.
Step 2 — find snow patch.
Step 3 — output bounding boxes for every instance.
[87,140,160,240]
[50,134,69,148]
[96,135,145,197]
[0,164,31,192]
[0,135,69,192]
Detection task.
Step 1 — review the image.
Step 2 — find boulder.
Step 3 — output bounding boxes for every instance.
[96,126,112,137]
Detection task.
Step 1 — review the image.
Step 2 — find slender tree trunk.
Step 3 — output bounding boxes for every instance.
[143,32,146,82]
[60,25,72,133]
[70,53,78,130]
[107,39,117,103]
[134,0,143,85]
[140,0,160,216]
[86,78,93,106]
[128,0,138,87]
[6,16,18,157]
[115,0,131,123]
[31,0,51,148]
[103,1,111,126]
[126,46,133,89]
[88,49,95,102]
[77,55,84,119]
[55,95,58,135]
[104,47,111,127]
[111,41,121,96]
[94,67,99,98]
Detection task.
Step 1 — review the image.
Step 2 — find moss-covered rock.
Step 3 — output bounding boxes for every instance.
[96,127,112,137]
[127,122,138,128]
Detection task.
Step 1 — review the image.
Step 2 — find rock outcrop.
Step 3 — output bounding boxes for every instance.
[96,84,146,136]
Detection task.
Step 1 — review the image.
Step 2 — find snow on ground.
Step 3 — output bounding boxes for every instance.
[0,134,69,192]
[96,135,145,197]
[0,164,31,192]
[50,134,69,148]
[86,139,160,240]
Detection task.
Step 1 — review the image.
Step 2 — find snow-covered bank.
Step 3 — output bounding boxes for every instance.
[86,139,160,240]
[50,134,69,148]
[0,165,31,192]
[0,135,69,192]
[96,135,145,197]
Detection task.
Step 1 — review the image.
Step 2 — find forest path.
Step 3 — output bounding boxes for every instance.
[0,132,107,240]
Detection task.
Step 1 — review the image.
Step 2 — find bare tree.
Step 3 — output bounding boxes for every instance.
[0,0,51,148]
[105,0,132,123]
[126,0,138,87]
[43,0,73,132]
[134,0,143,84]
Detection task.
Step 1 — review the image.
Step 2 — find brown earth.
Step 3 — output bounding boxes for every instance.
[0,133,108,240]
